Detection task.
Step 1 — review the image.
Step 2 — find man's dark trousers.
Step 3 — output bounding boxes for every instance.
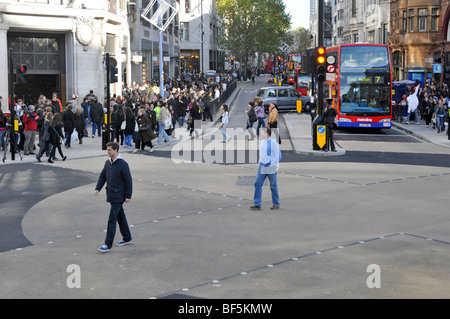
[105,202,132,249]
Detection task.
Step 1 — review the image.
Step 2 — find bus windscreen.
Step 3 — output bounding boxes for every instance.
[339,46,391,116]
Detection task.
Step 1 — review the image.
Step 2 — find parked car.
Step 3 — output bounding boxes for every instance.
[253,85,311,112]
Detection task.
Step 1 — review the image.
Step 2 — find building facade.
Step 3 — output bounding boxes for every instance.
[389,0,441,83]
[128,0,180,86]
[178,0,222,74]
[0,0,131,113]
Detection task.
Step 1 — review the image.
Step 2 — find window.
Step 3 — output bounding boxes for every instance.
[409,9,414,32]
[418,8,427,32]
[338,9,344,20]
[185,0,190,13]
[180,22,189,41]
[278,89,288,97]
[381,23,388,44]
[290,90,300,98]
[367,30,375,43]
[431,8,439,31]
[268,90,276,97]
[403,10,407,31]
[352,0,357,18]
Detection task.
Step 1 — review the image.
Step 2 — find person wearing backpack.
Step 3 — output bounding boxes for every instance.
[245,101,257,140]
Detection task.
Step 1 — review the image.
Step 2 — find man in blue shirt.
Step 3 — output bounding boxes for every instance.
[251,127,281,211]
[95,142,133,253]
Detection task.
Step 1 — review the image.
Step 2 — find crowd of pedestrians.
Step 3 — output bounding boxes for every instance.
[0,73,235,162]
[397,80,450,140]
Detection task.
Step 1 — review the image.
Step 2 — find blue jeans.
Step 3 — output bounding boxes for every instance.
[124,134,133,147]
[256,117,266,136]
[253,166,279,207]
[0,130,5,149]
[221,123,230,142]
[92,122,102,137]
[105,202,132,249]
[407,109,418,124]
[177,116,184,128]
[436,115,444,131]
[157,122,171,144]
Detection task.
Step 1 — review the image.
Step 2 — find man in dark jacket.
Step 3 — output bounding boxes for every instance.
[321,104,338,152]
[95,142,133,253]
[90,100,104,138]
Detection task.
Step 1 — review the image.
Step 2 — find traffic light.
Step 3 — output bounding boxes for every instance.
[110,66,118,83]
[316,47,326,82]
[17,64,27,84]
[230,57,234,62]
[277,55,282,62]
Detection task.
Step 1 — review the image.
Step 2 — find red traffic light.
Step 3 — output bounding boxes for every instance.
[16,64,27,84]
[19,65,27,73]
[277,56,282,61]
[230,57,234,61]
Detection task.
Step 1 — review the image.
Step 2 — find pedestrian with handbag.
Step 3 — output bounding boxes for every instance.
[48,113,67,163]
[255,101,266,138]
[133,107,156,153]
[267,102,281,144]
[245,101,257,140]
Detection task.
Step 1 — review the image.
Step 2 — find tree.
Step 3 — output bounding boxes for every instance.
[291,27,313,55]
[216,0,291,77]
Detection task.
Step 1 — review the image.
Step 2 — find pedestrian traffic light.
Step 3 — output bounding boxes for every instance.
[277,55,282,62]
[316,47,326,82]
[17,64,27,84]
[230,57,234,62]
[110,66,118,83]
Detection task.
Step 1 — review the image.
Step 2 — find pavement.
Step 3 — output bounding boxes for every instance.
[1,84,450,300]
[283,112,450,155]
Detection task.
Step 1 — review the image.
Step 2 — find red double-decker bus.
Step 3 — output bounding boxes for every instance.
[288,54,303,84]
[324,44,392,129]
[266,58,274,73]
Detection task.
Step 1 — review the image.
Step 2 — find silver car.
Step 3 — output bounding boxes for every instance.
[253,86,311,112]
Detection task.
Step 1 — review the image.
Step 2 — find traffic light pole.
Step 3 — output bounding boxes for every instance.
[103,53,111,150]
[8,48,16,160]
[318,0,324,116]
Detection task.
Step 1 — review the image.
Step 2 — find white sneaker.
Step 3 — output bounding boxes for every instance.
[133,149,138,153]
[149,148,154,153]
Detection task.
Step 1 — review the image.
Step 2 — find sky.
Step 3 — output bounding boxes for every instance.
[283,0,310,30]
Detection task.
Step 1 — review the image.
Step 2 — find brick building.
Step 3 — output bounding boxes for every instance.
[388,0,441,84]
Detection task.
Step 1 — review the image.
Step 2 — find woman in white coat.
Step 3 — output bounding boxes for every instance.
[220,104,231,143]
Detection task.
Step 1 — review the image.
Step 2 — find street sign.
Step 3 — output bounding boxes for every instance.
[433,63,442,74]
[326,73,335,82]
[316,125,326,149]
[141,0,177,32]
[327,65,335,73]
[326,56,335,65]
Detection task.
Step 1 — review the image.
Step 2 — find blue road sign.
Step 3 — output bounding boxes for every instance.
[433,64,442,74]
